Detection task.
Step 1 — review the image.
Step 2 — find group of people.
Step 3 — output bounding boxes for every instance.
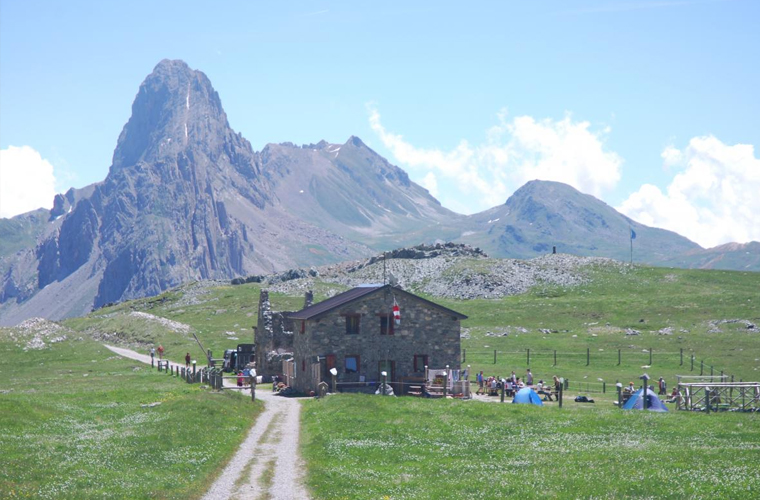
[149,344,164,362]
[621,377,673,402]
[148,345,193,369]
[475,369,561,401]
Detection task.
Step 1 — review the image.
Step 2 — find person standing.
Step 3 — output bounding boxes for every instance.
[185,352,191,368]
[658,377,667,395]
[526,368,533,386]
[476,371,484,395]
[150,347,155,364]
[157,344,164,360]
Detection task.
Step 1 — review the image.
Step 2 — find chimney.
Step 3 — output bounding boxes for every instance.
[304,290,314,309]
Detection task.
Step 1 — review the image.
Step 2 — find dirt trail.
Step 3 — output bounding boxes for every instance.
[104,345,310,500]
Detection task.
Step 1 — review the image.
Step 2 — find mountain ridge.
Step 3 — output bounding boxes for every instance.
[1,59,757,326]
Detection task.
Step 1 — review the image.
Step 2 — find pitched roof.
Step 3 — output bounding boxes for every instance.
[288,284,468,320]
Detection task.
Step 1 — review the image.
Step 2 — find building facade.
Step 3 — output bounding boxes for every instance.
[287,284,466,394]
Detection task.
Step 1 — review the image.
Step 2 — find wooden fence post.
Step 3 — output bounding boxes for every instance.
[553,350,557,366]
[586,348,590,366]
[618,349,621,366]
[493,350,497,365]
[527,349,530,366]
[649,348,653,365]
[680,348,683,366]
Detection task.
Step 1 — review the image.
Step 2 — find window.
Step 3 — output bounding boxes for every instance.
[380,315,394,335]
[345,355,360,374]
[413,355,428,372]
[345,314,360,335]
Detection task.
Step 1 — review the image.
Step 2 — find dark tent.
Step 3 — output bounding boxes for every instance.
[622,388,668,412]
[512,387,544,406]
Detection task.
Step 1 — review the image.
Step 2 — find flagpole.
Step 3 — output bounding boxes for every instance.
[630,228,634,265]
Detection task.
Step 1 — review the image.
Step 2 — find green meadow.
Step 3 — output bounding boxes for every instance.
[0,331,262,499]
[301,394,760,500]
[1,261,758,498]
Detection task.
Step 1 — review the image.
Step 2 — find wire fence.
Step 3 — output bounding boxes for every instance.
[462,348,733,378]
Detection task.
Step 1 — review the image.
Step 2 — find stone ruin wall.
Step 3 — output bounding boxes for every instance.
[254,290,313,376]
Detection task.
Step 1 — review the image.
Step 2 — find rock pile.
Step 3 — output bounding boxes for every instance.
[707,319,758,333]
[264,251,621,301]
[2,317,72,351]
[129,311,191,333]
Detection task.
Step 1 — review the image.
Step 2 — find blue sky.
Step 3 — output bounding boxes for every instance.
[1,1,758,247]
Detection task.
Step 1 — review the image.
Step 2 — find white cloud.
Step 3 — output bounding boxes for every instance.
[618,136,760,248]
[420,172,439,197]
[368,105,622,213]
[0,145,57,218]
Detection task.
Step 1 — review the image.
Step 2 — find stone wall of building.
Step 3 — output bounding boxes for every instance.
[292,288,461,393]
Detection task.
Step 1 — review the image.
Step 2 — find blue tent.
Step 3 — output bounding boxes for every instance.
[513,387,544,406]
[622,388,668,412]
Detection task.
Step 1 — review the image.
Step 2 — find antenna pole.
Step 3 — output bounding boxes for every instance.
[383,251,387,285]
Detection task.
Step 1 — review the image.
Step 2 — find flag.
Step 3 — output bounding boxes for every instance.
[392,298,401,325]
[630,229,636,240]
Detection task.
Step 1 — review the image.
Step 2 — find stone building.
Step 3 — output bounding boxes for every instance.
[286,284,467,394]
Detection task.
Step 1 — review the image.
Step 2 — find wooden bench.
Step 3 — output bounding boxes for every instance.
[407,384,424,396]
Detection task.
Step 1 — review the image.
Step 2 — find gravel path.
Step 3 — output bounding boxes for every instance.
[103,345,310,500]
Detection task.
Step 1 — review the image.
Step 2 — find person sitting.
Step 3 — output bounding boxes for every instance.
[536,380,553,401]
[505,379,514,397]
[665,387,680,404]
[489,377,499,396]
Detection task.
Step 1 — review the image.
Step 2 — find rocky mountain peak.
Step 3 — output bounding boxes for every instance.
[346,135,367,148]
[110,59,230,172]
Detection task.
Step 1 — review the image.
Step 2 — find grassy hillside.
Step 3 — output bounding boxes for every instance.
[435,265,760,395]
[64,261,759,393]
